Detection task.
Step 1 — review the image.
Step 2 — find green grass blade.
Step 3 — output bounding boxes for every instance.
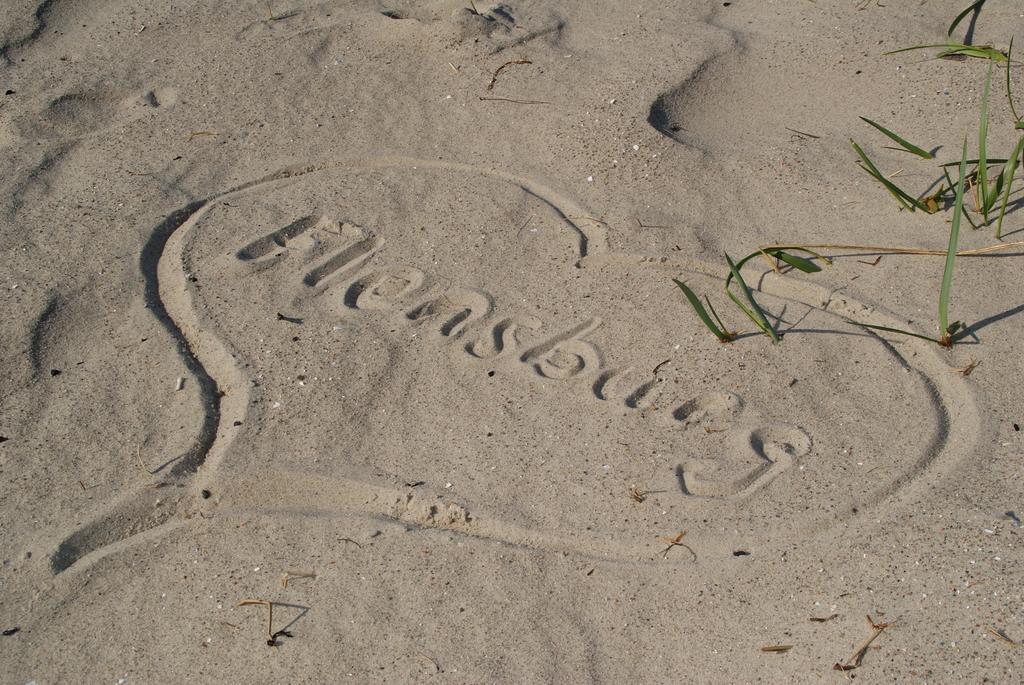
[937,45,1008,62]
[884,43,958,56]
[851,140,927,211]
[885,43,1007,62]
[995,136,1024,238]
[940,167,978,230]
[860,116,934,159]
[673,279,733,343]
[786,246,833,265]
[948,0,987,37]
[1008,37,1021,123]
[979,62,994,218]
[724,253,778,343]
[769,250,822,273]
[939,139,969,345]
[705,295,731,336]
[724,287,769,341]
[846,320,943,345]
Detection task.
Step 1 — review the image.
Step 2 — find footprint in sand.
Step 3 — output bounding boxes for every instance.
[14,84,177,140]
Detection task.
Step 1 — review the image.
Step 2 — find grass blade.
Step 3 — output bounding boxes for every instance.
[885,43,1007,62]
[769,250,822,273]
[785,246,833,265]
[846,320,943,345]
[724,253,779,343]
[936,45,1007,62]
[979,62,994,218]
[944,166,980,230]
[883,43,957,56]
[948,0,987,37]
[851,140,928,211]
[860,116,934,159]
[1008,37,1021,123]
[673,279,734,343]
[939,139,969,346]
[705,295,731,335]
[995,136,1024,239]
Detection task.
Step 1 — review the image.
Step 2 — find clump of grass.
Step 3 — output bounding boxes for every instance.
[675,3,1022,349]
[852,140,970,346]
[674,247,826,345]
[672,279,735,343]
[850,138,933,212]
[854,50,1021,237]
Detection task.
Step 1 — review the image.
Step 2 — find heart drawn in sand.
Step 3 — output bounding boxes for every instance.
[51,158,977,572]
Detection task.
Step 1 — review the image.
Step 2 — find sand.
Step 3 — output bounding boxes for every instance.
[2,0,1023,682]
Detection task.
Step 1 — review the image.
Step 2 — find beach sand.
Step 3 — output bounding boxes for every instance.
[1,1,1023,682]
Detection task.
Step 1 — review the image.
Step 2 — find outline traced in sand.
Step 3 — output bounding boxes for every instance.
[47,158,979,574]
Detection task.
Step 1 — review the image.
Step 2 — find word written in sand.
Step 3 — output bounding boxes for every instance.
[235,216,810,497]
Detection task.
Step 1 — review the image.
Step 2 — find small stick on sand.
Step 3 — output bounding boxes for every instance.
[487,59,532,90]
[516,215,533,237]
[478,96,551,105]
[952,359,980,376]
[281,570,317,589]
[987,627,1018,646]
[757,240,1024,258]
[658,530,695,560]
[416,652,442,674]
[833,614,892,671]
[760,645,793,653]
[238,599,293,646]
[785,126,821,139]
[237,599,273,641]
[135,444,151,474]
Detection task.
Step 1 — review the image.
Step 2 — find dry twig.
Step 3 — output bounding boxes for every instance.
[487,59,532,91]
[635,217,669,229]
[833,614,892,671]
[760,645,793,653]
[478,96,551,105]
[658,530,695,560]
[987,627,1018,646]
[952,358,980,376]
[237,599,294,646]
[281,570,316,588]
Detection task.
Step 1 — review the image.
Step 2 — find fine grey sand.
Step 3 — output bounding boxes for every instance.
[2,1,1023,682]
